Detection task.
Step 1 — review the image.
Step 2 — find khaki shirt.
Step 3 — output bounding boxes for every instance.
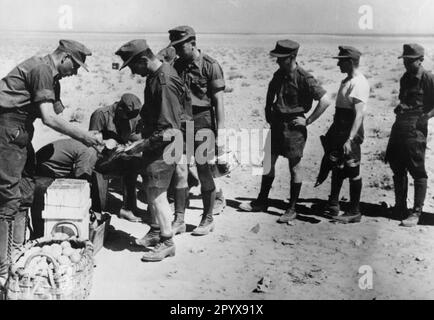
[267,65,326,115]
[89,102,143,144]
[174,51,225,109]
[140,62,186,152]
[398,67,434,114]
[0,55,62,120]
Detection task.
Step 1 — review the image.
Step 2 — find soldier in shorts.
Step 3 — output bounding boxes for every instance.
[322,46,370,223]
[168,26,227,235]
[239,40,331,223]
[115,40,188,261]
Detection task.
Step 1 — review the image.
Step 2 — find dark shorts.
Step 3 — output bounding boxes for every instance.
[386,114,427,178]
[193,108,216,161]
[270,115,307,159]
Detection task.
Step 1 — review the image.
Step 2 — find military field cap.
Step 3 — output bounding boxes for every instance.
[269,40,300,58]
[332,46,362,60]
[168,25,196,46]
[398,43,425,59]
[58,39,92,71]
[156,46,177,63]
[115,39,150,70]
[117,93,141,119]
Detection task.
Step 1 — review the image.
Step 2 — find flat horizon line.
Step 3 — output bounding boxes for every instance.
[0,29,434,37]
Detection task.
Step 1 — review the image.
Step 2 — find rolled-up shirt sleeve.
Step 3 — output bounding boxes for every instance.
[89,111,105,131]
[208,62,225,92]
[306,75,326,101]
[28,64,55,104]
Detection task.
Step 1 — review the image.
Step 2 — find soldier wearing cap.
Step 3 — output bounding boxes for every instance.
[89,93,144,222]
[239,40,331,222]
[168,25,226,236]
[115,39,189,261]
[0,39,102,286]
[318,46,370,223]
[385,43,434,227]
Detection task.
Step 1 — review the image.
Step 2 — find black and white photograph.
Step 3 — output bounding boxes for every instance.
[0,0,434,303]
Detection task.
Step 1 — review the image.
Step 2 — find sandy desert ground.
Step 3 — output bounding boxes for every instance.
[1,31,434,299]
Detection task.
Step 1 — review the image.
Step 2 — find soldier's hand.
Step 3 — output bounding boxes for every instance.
[292,116,306,127]
[343,139,352,156]
[82,131,103,148]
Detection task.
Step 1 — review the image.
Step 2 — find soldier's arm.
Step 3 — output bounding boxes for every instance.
[208,60,226,129]
[39,102,102,147]
[306,94,331,126]
[348,98,367,141]
[305,75,331,126]
[89,110,105,131]
[211,89,225,129]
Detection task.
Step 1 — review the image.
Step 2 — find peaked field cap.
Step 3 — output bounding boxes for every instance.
[168,25,196,46]
[118,93,142,112]
[332,46,362,60]
[269,40,300,58]
[398,43,425,59]
[115,39,150,70]
[58,39,92,71]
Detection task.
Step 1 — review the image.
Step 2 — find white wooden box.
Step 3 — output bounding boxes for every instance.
[43,200,91,239]
[42,179,92,240]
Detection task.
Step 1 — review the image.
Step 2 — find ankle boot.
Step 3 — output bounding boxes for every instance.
[192,189,216,236]
[277,182,301,223]
[141,235,176,262]
[239,175,274,212]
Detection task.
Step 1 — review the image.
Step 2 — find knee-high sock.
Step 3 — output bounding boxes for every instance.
[174,188,188,222]
[349,178,362,212]
[288,182,302,210]
[202,189,216,222]
[329,169,344,205]
[257,175,274,202]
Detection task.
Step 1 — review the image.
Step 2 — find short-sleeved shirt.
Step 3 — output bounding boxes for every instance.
[35,139,98,180]
[89,102,143,144]
[140,62,186,152]
[267,65,326,115]
[173,51,225,109]
[398,67,434,114]
[0,55,61,120]
[336,73,370,110]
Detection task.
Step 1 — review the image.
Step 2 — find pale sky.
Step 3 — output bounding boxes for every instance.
[1,0,434,34]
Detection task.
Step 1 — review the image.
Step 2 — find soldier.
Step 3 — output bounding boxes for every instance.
[239,40,331,222]
[321,46,370,223]
[115,39,188,261]
[89,93,143,222]
[0,40,102,287]
[385,44,434,227]
[168,25,226,236]
[30,138,102,238]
